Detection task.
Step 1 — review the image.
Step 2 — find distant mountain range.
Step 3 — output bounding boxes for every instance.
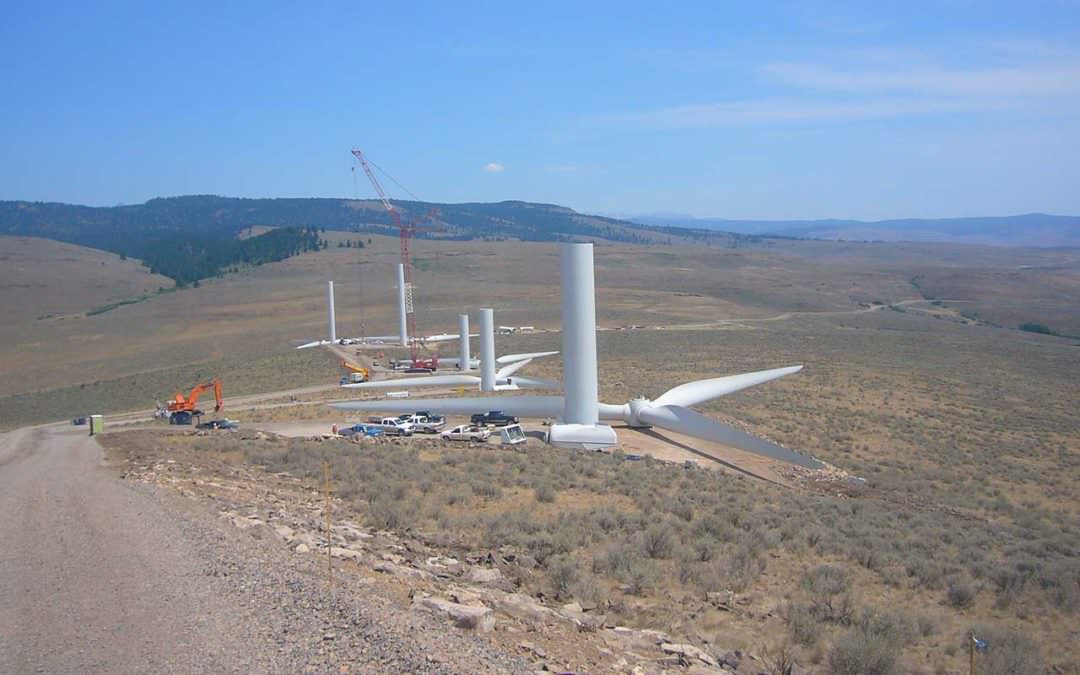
[0,195,776,253]
[4,196,1077,280]
[0,195,681,246]
[0,196,765,284]
[630,213,1080,247]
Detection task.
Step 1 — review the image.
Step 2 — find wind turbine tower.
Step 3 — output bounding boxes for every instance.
[548,243,618,449]
[327,280,337,345]
[396,263,408,347]
[479,308,496,391]
[458,314,471,372]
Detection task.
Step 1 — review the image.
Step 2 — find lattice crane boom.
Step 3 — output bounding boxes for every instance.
[351,148,427,363]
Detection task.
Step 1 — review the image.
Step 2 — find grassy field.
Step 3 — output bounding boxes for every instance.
[99,309,1079,673]
[19,228,1076,671]
[104,307,1080,673]
[0,235,172,323]
[4,231,1077,429]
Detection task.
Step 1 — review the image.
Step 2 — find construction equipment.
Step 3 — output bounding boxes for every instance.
[156,378,223,425]
[340,359,370,381]
[351,148,440,368]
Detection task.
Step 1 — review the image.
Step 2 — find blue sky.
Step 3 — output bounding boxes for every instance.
[2,1,1079,219]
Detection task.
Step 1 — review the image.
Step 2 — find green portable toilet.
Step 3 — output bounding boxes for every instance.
[89,414,104,436]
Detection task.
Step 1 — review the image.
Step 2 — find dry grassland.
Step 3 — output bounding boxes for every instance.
[5,230,1079,672]
[103,306,1078,673]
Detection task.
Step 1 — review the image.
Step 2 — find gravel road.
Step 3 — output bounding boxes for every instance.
[0,425,526,674]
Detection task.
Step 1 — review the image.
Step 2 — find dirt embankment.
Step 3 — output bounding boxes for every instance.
[0,425,530,674]
[101,427,776,674]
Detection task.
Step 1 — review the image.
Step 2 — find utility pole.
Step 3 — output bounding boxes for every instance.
[324,460,333,589]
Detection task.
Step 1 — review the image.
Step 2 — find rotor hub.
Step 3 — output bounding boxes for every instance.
[626,398,653,428]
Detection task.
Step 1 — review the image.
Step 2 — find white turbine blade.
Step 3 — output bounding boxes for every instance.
[423,333,463,343]
[495,351,559,365]
[295,339,330,350]
[438,357,481,368]
[506,376,560,389]
[636,404,823,470]
[342,375,479,389]
[330,395,565,418]
[495,358,532,379]
[653,365,803,408]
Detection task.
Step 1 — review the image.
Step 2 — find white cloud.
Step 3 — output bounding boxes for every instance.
[482,162,505,173]
[577,41,1080,133]
[761,61,1080,97]
[592,97,987,129]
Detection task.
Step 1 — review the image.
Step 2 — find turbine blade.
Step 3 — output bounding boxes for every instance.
[295,340,329,350]
[495,351,559,365]
[506,376,560,389]
[495,358,532,379]
[342,375,479,389]
[636,404,823,470]
[653,365,803,408]
[330,395,565,418]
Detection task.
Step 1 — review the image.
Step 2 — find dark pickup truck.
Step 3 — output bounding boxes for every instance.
[470,410,519,427]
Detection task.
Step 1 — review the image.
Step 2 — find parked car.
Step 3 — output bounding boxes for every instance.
[470,410,519,427]
[367,416,414,436]
[72,416,87,426]
[339,423,384,438]
[441,424,493,442]
[397,412,446,433]
[197,419,237,430]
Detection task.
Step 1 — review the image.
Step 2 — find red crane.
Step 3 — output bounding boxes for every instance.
[351,148,438,368]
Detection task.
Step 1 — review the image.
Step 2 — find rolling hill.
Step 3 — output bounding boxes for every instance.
[0,235,172,323]
[0,196,772,285]
[632,213,1080,247]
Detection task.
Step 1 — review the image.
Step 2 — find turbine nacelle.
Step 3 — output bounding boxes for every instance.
[624,397,655,428]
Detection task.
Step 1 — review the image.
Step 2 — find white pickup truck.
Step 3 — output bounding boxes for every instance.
[367,416,414,436]
[397,412,446,434]
[440,424,492,442]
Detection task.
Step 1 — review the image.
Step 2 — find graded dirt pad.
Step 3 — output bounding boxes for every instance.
[0,425,529,674]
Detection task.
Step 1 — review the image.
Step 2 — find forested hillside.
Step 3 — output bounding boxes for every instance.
[0,195,764,284]
[140,226,324,285]
[0,195,681,243]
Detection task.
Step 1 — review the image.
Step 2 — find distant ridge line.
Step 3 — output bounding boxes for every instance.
[630,212,1080,248]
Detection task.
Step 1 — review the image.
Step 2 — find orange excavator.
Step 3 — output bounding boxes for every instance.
[156,378,223,425]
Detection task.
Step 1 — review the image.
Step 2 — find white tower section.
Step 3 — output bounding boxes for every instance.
[458,314,471,372]
[327,280,337,345]
[396,263,408,347]
[548,242,617,449]
[479,308,496,391]
[560,243,599,424]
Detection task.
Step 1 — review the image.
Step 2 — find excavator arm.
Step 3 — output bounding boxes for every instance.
[167,378,224,413]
